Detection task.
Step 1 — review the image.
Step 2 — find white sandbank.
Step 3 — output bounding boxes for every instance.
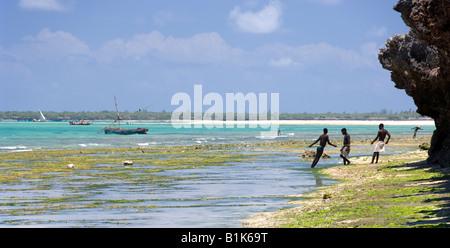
[173,119,435,126]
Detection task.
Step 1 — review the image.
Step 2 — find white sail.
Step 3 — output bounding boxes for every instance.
[38,110,46,121]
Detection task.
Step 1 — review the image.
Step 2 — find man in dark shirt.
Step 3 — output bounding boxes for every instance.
[340,128,351,165]
[309,128,337,168]
[412,126,422,138]
[371,123,391,164]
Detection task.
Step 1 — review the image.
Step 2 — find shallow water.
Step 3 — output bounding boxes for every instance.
[0,151,342,227]
[0,121,434,153]
[0,121,431,227]
[0,145,417,228]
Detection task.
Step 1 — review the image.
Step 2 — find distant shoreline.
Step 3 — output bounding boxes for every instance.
[0,119,435,126]
[0,110,430,122]
[180,119,435,126]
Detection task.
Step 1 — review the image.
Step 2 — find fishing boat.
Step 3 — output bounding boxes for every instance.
[103,95,148,135]
[33,110,47,122]
[104,127,148,134]
[69,120,91,125]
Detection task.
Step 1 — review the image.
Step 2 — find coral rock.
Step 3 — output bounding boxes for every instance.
[379,0,450,167]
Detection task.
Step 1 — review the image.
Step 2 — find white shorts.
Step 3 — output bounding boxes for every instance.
[341,146,350,158]
[374,141,385,152]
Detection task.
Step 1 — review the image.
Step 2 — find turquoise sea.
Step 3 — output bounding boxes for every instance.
[0,121,435,227]
[0,121,435,153]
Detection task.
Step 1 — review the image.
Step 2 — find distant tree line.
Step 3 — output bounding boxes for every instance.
[278,109,427,120]
[0,110,172,121]
[0,109,428,121]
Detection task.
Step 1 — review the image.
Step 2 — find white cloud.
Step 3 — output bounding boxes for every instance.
[95,31,243,64]
[10,29,242,65]
[8,27,377,72]
[96,31,377,69]
[229,0,283,34]
[268,57,301,67]
[18,0,74,12]
[256,42,375,69]
[13,28,90,60]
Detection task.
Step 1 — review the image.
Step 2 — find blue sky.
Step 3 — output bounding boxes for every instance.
[0,0,414,113]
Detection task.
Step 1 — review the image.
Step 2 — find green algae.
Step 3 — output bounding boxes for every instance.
[3,137,442,227]
[0,144,270,219]
[277,151,450,228]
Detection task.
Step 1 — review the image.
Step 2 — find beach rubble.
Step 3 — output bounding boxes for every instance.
[300,150,330,159]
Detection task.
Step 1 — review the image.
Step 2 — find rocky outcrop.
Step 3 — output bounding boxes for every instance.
[378,0,450,167]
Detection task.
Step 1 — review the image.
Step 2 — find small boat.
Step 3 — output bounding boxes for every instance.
[33,110,47,122]
[69,120,91,125]
[104,127,148,135]
[103,95,148,135]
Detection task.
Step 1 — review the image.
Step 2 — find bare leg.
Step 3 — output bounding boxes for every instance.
[311,149,324,168]
[371,152,376,164]
[342,155,350,165]
[344,148,351,165]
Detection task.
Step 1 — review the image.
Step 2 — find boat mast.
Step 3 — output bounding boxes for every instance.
[114,94,121,129]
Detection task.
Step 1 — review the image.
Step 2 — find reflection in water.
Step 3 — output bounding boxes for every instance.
[312,170,323,186]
